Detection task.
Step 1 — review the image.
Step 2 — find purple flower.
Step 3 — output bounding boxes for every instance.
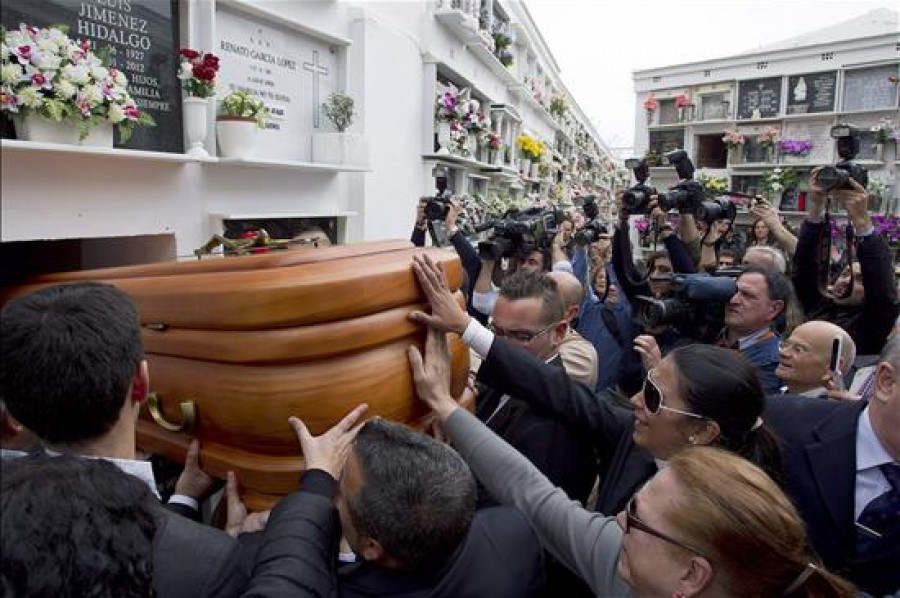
[778,139,813,156]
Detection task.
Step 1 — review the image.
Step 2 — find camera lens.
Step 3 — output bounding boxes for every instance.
[816,166,845,192]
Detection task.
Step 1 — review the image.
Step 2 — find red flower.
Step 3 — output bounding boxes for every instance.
[180,48,200,60]
[192,64,216,82]
[202,53,220,70]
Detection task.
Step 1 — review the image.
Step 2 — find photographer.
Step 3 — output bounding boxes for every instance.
[472,247,550,317]
[410,197,486,325]
[792,169,898,355]
[748,197,798,259]
[551,229,636,392]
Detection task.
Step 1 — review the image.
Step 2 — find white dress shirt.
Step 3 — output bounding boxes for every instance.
[855,405,896,520]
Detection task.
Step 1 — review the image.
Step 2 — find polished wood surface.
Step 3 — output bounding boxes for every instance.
[2,241,470,500]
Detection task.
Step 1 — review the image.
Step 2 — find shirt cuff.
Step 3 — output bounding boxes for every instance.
[552,260,573,274]
[462,317,495,358]
[300,468,339,499]
[167,494,199,511]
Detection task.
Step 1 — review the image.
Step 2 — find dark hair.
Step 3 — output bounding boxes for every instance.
[346,419,476,569]
[750,218,776,246]
[0,282,143,444]
[1,455,157,597]
[516,247,550,272]
[499,271,565,325]
[740,266,795,314]
[670,344,783,484]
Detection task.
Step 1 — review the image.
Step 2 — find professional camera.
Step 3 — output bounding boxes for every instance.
[621,158,657,215]
[573,194,600,220]
[635,273,737,341]
[574,220,609,246]
[478,207,559,261]
[694,197,738,224]
[622,150,703,215]
[815,124,869,192]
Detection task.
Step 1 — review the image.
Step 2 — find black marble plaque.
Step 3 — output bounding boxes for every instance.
[786,71,836,114]
[2,0,183,153]
[737,77,782,120]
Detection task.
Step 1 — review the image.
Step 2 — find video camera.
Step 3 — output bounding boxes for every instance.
[635,272,738,341]
[622,150,704,215]
[478,207,559,261]
[695,197,738,224]
[815,124,869,192]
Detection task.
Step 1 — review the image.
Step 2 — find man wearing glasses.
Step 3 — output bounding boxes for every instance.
[775,320,856,397]
[473,271,596,508]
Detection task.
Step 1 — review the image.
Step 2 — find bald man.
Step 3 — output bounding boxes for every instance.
[546,271,599,389]
[775,320,856,396]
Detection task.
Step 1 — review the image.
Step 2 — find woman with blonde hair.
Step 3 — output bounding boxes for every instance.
[408,325,856,598]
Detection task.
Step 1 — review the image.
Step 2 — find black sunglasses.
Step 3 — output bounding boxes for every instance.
[625,496,709,558]
[642,369,707,420]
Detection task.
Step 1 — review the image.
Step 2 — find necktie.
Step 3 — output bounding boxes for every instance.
[857,463,900,556]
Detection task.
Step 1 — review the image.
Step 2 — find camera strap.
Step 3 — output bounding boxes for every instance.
[816,198,856,300]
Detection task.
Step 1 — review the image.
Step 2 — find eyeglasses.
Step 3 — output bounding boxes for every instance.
[625,496,709,558]
[489,322,555,343]
[642,369,707,420]
[778,339,812,355]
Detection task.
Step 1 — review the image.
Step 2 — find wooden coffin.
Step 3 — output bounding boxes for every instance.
[2,241,468,504]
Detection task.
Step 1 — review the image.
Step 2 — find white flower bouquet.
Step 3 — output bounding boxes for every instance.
[1,23,155,143]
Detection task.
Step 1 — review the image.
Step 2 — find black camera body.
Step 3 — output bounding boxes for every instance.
[817,125,869,192]
[574,219,609,246]
[574,194,600,220]
[635,273,737,341]
[622,150,703,215]
[423,189,454,221]
[478,207,558,261]
[695,197,738,224]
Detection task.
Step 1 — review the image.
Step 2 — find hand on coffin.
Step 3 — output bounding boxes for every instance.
[289,404,369,480]
[224,471,270,537]
[409,253,471,335]
[408,325,459,422]
[174,439,219,500]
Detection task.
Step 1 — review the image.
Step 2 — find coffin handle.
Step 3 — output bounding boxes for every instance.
[147,392,197,433]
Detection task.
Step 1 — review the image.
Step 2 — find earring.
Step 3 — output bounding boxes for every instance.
[671,591,685,598]
[687,436,696,444]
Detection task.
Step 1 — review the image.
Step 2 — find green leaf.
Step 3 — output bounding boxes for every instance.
[44,99,64,122]
[76,118,92,141]
[118,122,133,144]
[137,112,156,127]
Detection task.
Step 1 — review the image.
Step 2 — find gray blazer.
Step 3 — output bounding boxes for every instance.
[445,409,632,597]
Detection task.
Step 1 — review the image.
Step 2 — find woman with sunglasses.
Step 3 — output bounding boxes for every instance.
[409,253,783,516]
[408,327,855,597]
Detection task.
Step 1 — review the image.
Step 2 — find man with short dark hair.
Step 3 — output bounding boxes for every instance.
[0,282,248,597]
[331,418,545,597]
[720,266,792,393]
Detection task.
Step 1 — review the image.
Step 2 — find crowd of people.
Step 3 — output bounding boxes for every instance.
[1,167,898,597]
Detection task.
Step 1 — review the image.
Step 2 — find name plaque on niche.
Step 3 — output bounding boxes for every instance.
[786,71,836,115]
[1,0,183,153]
[737,77,782,120]
[216,7,338,162]
[842,65,900,112]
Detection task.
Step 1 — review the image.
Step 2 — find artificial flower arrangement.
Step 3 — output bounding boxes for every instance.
[485,130,502,151]
[643,95,658,112]
[696,172,728,194]
[872,213,900,245]
[220,89,269,127]
[1,23,155,142]
[516,133,545,161]
[462,99,490,132]
[322,92,354,132]
[778,139,813,156]
[871,117,896,145]
[757,127,781,148]
[435,83,473,123]
[549,94,568,117]
[491,22,515,67]
[761,166,798,197]
[722,129,745,148]
[674,94,690,108]
[178,48,220,97]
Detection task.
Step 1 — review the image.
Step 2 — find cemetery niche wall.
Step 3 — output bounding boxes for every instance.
[1,0,183,153]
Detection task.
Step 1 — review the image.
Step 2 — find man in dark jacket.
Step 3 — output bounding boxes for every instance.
[792,171,898,356]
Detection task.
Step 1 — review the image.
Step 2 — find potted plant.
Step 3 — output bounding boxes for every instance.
[178,47,220,157]
[757,127,780,162]
[1,24,155,147]
[312,92,367,166]
[674,94,690,121]
[215,89,268,158]
[722,129,746,164]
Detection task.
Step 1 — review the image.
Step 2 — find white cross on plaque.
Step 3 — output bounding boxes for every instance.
[303,51,329,128]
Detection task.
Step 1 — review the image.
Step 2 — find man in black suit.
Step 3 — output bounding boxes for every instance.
[473,270,596,505]
[327,417,544,597]
[0,283,249,597]
[766,334,900,596]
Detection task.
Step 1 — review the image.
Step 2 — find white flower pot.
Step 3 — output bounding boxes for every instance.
[436,121,453,155]
[530,162,540,178]
[311,132,368,166]
[15,114,113,148]
[520,158,531,175]
[183,97,210,158]
[216,118,258,159]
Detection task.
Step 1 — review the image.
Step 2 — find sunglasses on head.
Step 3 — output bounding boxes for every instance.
[642,369,707,420]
